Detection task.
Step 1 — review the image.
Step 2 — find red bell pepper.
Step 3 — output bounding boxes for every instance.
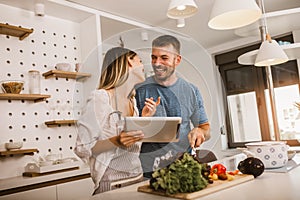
[210,164,226,175]
[228,169,239,175]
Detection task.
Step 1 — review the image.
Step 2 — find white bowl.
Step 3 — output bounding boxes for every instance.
[56,63,71,71]
[39,160,53,166]
[54,157,78,164]
[44,153,61,162]
[60,157,75,163]
[5,142,23,150]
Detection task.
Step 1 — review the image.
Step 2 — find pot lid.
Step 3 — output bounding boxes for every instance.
[245,141,286,146]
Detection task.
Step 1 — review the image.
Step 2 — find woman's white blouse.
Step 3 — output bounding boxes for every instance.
[74,90,142,190]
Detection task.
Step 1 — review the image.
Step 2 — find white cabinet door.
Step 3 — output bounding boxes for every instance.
[0,185,56,200]
[57,178,94,200]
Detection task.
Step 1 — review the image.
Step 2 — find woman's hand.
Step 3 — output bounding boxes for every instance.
[141,97,161,117]
[93,130,144,155]
[118,130,144,147]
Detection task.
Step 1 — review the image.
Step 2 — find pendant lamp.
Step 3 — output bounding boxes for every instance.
[238,0,291,66]
[167,0,198,19]
[254,0,288,67]
[208,0,262,30]
[255,34,289,66]
[238,43,300,65]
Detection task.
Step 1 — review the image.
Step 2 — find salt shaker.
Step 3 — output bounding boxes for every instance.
[28,70,41,94]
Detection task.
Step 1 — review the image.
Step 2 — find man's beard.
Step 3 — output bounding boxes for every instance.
[152,65,175,82]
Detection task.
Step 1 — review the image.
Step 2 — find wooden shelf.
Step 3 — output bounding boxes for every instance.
[42,70,91,80]
[45,120,77,127]
[0,93,50,102]
[0,148,38,157]
[0,23,33,40]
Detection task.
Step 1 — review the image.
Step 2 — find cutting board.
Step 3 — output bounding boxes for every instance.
[137,174,254,200]
[23,167,79,177]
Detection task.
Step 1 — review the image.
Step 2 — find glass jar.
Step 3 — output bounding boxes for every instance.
[28,70,40,94]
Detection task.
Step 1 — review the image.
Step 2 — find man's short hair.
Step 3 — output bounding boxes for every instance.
[152,35,181,54]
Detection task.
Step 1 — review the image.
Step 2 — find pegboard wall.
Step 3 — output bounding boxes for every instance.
[0,4,86,179]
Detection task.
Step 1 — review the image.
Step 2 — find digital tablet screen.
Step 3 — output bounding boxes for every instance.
[124,117,182,142]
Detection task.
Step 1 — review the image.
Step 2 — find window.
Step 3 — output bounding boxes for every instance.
[265,63,300,143]
[216,34,300,147]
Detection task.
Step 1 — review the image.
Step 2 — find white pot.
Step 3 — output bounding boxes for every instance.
[244,141,288,169]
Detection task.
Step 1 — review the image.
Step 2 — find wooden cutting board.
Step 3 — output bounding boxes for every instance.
[137,174,254,200]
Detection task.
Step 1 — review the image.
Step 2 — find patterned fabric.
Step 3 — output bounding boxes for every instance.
[74,89,142,194]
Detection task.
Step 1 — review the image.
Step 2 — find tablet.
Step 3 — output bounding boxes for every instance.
[124,117,182,142]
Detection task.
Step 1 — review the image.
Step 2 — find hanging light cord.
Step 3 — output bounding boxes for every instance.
[260,0,272,42]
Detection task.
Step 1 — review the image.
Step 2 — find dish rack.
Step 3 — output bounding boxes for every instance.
[23,158,80,176]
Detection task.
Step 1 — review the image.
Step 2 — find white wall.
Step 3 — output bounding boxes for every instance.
[0,3,85,179]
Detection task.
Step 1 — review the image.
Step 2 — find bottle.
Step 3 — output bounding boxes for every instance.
[28,70,40,94]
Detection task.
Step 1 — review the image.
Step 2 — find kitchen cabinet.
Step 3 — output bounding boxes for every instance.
[0,185,56,200]
[0,177,93,200]
[0,22,33,40]
[57,178,94,200]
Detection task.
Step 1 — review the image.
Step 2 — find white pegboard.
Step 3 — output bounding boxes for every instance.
[0,4,86,179]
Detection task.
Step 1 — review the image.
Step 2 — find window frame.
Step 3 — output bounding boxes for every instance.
[215,34,300,147]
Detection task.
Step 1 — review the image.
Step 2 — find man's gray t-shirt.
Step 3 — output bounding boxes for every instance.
[135,76,208,177]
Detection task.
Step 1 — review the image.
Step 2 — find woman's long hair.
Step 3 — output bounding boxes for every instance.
[98,47,137,90]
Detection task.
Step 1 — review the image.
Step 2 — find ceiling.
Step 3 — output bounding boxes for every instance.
[1,0,300,53]
[67,0,300,52]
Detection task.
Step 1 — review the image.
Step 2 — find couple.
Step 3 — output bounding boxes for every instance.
[74,35,210,195]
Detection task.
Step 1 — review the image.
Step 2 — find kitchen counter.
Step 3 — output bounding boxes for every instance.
[0,164,90,196]
[86,153,300,200]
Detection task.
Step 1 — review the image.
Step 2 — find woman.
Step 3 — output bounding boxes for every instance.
[74,47,160,194]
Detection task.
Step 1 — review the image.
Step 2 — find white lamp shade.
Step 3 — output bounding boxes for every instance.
[167,0,198,19]
[255,40,289,67]
[208,0,262,30]
[238,43,300,65]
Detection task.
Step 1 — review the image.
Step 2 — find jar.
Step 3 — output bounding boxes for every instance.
[28,70,40,94]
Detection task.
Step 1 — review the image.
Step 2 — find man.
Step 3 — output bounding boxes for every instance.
[135,35,210,178]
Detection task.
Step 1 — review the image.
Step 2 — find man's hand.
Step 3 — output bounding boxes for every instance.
[141,97,161,117]
[188,123,210,149]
